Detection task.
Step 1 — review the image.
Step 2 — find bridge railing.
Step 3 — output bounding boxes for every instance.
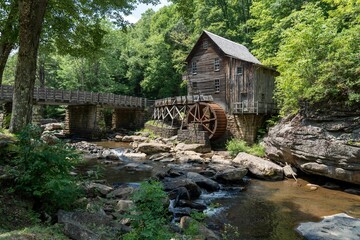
[0,85,148,108]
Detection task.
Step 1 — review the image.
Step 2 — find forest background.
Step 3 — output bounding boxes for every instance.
[2,0,359,116]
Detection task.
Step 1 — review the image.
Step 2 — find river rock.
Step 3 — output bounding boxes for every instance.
[136,142,171,154]
[233,152,283,180]
[122,135,147,142]
[43,122,63,131]
[85,183,113,197]
[41,132,59,145]
[115,200,134,212]
[176,151,205,163]
[123,162,153,171]
[186,172,220,192]
[123,152,147,161]
[163,178,201,200]
[264,103,360,184]
[215,168,248,182]
[177,200,207,211]
[106,186,135,199]
[211,154,232,164]
[297,213,360,240]
[175,143,211,153]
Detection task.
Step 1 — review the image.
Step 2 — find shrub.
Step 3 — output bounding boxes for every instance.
[226,139,265,157]
[123,180,172,240]
[8,125,82,213]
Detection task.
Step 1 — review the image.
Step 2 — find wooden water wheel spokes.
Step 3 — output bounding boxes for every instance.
[186,102,227,139]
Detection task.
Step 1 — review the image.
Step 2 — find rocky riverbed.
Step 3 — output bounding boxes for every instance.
[60,130,360,240]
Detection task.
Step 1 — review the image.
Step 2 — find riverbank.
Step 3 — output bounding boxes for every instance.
[1,126,360,239]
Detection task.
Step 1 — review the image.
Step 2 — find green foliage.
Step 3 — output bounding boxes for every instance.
[190,210,206,222]
[7,125,82,212]
[123,180,173,240]
[221,224,240,240]
[0,225,69,239]
[226,139,265,157]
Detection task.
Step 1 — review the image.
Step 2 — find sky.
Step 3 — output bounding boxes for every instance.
[124,0,170,23]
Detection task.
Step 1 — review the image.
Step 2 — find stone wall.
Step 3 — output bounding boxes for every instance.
[226,114,264,144]
[112,108,146,130]
[178,123,210,145]
[145,123,178,138]
[64,105,101,138]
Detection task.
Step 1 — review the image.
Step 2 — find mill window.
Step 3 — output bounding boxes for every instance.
[192,81,198,89]
[192,61,197,75]
[214,58,220,71]
[237,66,243,75]
[214,79,220,93]
[203,40,208,49]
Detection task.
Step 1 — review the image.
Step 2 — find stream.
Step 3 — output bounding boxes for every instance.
[83,141,360,239]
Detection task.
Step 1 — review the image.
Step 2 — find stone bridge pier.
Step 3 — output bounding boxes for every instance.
[112,108,145,130]
[64,105,146,137]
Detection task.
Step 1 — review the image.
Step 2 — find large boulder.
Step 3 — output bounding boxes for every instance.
[215,168,248,182]
[136,142,171,154]
[264,103,360,184]
[297,213,360,240]
[186,172,220,192]
[233,152,283,180]
[175,151,205,163]
[180,216,220,240]
[163,178,202,200]
[175,143,211,153]
[84,183,113,197]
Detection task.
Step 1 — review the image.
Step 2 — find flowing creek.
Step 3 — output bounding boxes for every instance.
[82,141,360,239]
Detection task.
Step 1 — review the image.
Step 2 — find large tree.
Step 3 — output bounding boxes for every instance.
[9,0,48,133]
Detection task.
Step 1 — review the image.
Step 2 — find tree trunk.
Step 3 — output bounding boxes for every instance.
[9,0,48,133]
[0,44,14,85]
[0,0,19,84]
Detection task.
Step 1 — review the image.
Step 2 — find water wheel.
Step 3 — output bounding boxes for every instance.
[186,102,227,139]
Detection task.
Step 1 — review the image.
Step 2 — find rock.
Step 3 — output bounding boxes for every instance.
[62,221,100,240]
[85,183,113,197]
[168,187,191,200]
[297,213,360,240]
[283,164,297,178]
[264,104,360,184]
[211,154,232,164]
[180,216,220,240]
[175,151,205,163]
[177,200,207,211]
[305,183,319,191]
[115,200,134,212]
[122,135,147,142]
[186,172,220,192]
[58,210,127,240]
[123,152,147,161]
[322,182,341,190]
[107,186,135,199]
[123,163,153,171]
[344,188,360,195]
[233,152,283,180]
[163,178,202,200]
[43,122,63,131]
[41,132,59,145]
[175,143,211,153]
[114,135,123,142]
[136,142,171,154]
[215,168,248,183]
[0,133,15,147]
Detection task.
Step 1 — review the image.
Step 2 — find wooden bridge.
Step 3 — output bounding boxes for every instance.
[0,85,148,108]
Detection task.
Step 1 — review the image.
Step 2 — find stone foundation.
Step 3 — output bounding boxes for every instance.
[145,123,178,138]
[112,108,146,130]
[178,124,210,145]
[227,114,264,144]
[64,105,101,138]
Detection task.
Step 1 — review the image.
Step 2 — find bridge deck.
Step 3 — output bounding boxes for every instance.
[154,95,213,107]
[0,85,147,108]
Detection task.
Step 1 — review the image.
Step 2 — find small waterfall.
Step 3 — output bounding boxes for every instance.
[111,148,132,162]
[168,199,177,223]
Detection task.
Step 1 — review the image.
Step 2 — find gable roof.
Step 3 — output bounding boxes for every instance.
[186,30,261,65]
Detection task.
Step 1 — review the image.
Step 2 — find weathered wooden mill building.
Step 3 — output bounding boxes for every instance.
[152,30,278,143]
[183,30,278,143]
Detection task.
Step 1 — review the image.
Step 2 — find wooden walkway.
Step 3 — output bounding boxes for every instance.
[0,85,148,108]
